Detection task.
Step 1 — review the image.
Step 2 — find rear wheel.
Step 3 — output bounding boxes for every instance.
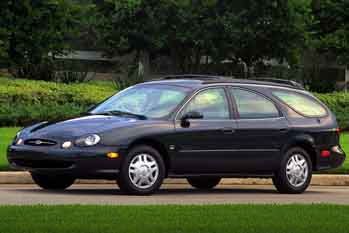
[117,145,165,195]
[273,147,312,194]
[187,177,221,190]
[31,173,75,190]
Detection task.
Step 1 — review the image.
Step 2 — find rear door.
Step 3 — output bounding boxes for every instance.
[228,87,289,172]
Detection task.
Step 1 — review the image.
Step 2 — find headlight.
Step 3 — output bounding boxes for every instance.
[15,130,23,140]
[75,134,101,147]
[13,130,23,145]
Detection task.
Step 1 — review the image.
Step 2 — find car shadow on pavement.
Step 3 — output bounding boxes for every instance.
[12,187,306,196]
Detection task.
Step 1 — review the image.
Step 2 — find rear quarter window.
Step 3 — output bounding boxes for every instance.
[272,90,327,117]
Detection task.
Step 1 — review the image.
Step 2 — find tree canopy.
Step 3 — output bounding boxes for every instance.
[1,0,349,82]
[98,0,308,74]
[0,0,82,79]
[311,0,349,66]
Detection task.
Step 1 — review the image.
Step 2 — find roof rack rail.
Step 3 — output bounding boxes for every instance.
[161,74,228,80]
[254,78,304,89]
[150,74,232,82]
[149,75,305,90]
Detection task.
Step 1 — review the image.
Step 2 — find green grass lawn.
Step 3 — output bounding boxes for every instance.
[333,132,349,173]
[0,205,348,233]
[0,127,20,171]
[1,127,349,173]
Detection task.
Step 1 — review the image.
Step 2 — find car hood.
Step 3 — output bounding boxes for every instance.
[25,115,141,140]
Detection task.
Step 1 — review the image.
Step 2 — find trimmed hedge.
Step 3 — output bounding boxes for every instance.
[316,93,349,130]
[0,77,116,126]
[1,77,349,129]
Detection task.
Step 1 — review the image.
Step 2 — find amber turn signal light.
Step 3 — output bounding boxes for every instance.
[107,152,119,159]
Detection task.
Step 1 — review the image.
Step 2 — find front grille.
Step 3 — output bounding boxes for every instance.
[24,139,57,146]
[12,159,73,169]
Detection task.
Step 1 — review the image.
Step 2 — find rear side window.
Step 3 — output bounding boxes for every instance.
[230,89,280,119]
[273,90,327,117]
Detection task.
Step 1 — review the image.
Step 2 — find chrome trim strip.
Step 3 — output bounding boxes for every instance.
[174,117,285,123]
[179,149,280,153]
[175,119,237,122]
[234,117,286,122]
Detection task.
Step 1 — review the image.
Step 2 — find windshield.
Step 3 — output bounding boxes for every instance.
[90,84,190,119]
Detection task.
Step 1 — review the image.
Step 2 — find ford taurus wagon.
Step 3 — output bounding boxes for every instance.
[7,75,346,195]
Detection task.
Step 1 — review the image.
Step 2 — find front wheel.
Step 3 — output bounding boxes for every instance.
[117,145,165,195]
[187,177,221,190]
[31,173,75,190]
[273,147,312,194]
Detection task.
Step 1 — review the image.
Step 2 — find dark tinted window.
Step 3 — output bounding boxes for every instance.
[91,85,188,118]
[230,89,279,119]
[273,90,327,117]
[181,88,229,120]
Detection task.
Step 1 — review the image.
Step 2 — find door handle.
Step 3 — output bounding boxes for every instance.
[280,128,289,133]
[221,127,235,134]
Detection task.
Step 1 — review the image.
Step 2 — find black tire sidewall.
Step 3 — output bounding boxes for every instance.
[30,172,75,190]
[117,145,165,195]
[187,177,221,189]
[274,147,312,194]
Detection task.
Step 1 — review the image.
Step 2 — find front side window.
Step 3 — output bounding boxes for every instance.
[230,88,280,119]
[180,88,229,120]
[91,85,189,118]
[273,90,327,117]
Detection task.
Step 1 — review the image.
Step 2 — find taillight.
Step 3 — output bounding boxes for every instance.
[336,128,341,134]
[321,150,331,158]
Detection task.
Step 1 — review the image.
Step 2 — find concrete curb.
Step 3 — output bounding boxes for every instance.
[1,172,349,186]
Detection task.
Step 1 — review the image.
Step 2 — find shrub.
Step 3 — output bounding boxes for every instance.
[0,77,116,126]
[316,93,349,129]
[1,77,349,129]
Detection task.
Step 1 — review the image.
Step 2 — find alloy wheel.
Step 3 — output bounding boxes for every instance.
[128,153,159,189]
[286,153,309,188]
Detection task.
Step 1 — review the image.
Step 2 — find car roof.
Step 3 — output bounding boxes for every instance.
[144,74,305,90]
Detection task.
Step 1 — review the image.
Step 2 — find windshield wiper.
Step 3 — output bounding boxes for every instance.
[90,110,147,120]
[96,110,147,120]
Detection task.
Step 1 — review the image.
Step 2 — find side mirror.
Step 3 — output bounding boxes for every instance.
[180,111,203,127]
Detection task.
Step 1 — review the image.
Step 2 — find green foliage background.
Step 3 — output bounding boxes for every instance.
[98,0,308,74]
[0,77,348,129]
[0,77,115,126]
[316,92,349,129]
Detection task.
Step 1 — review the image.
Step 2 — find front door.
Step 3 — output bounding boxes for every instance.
[171,87,239,174]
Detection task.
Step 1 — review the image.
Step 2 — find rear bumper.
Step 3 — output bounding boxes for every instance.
[7,145,124,179]
[316,145,346,171]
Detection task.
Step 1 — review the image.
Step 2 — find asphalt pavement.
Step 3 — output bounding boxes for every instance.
[0,184,349,205]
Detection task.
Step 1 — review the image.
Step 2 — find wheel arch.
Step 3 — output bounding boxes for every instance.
[282,134,318,171]
[127,138,170,175]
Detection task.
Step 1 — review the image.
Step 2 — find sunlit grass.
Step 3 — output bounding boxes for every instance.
[0,205,349,233]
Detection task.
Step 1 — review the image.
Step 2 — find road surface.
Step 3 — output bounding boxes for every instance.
[0,184,349,205]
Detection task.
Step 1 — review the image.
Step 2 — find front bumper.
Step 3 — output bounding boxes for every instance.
[7,145,125,179]
[316,145,346,171]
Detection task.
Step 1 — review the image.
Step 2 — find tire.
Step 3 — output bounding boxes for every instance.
[31,173,75,190]
[273,147,312,194]
[187,177,221,190]
[117,145,165,195]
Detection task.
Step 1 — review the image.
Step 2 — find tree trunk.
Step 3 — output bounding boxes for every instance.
[345,66,349,92]
[138,50,150,77]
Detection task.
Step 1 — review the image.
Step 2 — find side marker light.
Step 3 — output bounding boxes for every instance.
[107,152,119,159]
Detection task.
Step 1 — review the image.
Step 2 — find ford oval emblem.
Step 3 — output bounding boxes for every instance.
[35,140,43,145]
